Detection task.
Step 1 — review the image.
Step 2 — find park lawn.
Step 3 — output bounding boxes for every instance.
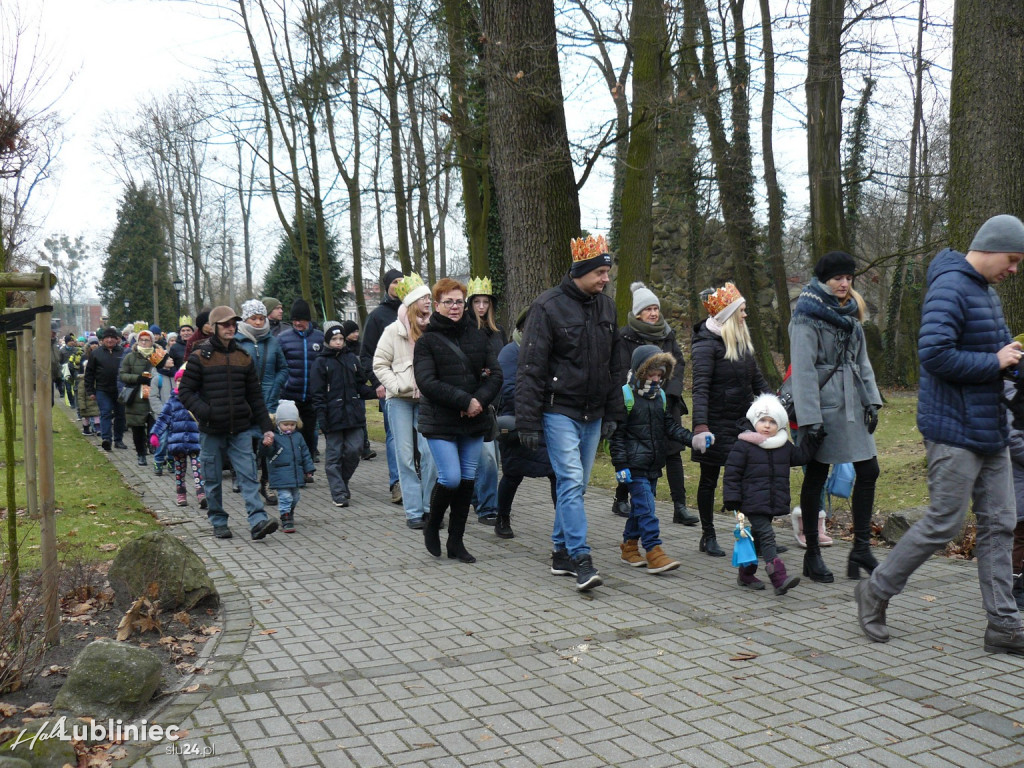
[369,389,929,517]
[0,407,160,573]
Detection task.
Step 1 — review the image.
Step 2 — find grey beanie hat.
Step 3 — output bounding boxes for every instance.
[630,282,660,317]
[276,400,299,424]
[969,214,1024,254]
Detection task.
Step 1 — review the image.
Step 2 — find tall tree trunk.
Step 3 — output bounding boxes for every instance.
[949,0,1024,326]
[805,0,847,260]
[615,0,668,322]
[759,0,790,362]
[381,2,412,274]
[480,0,581,319]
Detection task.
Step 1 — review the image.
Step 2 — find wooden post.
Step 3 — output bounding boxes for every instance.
[33,269,59,645]
[17,332,38,522]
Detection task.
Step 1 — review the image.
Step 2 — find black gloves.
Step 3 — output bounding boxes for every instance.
[864,404,879,434]
[601,420,618,441]
[519,430,541,452]
[806,424,828,444]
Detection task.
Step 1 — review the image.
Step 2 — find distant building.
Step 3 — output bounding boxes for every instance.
[54,300,104,336]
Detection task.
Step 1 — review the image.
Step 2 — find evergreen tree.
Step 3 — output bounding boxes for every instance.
[262,212,347,321]
[98,184,173,328]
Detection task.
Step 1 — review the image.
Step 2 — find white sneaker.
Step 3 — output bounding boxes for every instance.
[791,506,806,548]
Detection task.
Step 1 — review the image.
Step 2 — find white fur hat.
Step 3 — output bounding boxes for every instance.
[746,393,788,429]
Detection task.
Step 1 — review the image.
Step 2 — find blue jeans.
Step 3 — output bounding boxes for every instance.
[387,398,437,521]
[870,441,1020,630]
[543,413,602,557]
[473,440,499,518]
[277,488,300,515]
[624,476,661,550]
[199,431,268,531]
[381,398,399,487]
[95,391,125,443]
[427,435,483,489]
[154,431,169,467]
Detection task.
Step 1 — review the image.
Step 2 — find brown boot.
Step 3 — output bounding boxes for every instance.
[620,539,645,567]
[645,545,680,574]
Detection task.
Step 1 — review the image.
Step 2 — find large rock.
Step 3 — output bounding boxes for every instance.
[882,507,928,544]
[53,639,162,720]
[108,530,218,610]
[0,719,76,768]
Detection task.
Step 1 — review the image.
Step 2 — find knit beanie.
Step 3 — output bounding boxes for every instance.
[262,297,282,314]
[324,326,345,346]
[102,326,120,340]
[630,282,660,316]
[969,214,1024,254]
[383,269,404,291]
[149,324,161,335]
[195,309,210,330]
[290,298,312,322]
[276,400,300,424]
[569,235,613,278]
[814,250,857,282]
[241,299,267,320]
[340,320,359,338]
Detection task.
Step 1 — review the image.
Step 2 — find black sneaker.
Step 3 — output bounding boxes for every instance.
[82,425,91,435]
[572,554,603,592]
[251,518,279,540]
[281,514,295,534]
[406,517,425,530]
[362,448,377,460]
[478,513,498,525]
[612,499,630,518]
[137,455,147,466]
[550,548,577,576]
[102,440,112,452]
[113,440,128,450]
[213,525,233,539]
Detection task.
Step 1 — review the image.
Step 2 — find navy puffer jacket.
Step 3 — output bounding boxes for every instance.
[917,249,1011,454]
[151,395,201,456]
[278,326,326,402]
[311,345,376,432]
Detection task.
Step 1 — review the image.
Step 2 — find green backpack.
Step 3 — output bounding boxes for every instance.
[621,383,666,413]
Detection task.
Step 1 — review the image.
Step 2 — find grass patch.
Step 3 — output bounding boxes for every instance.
[0,407,159,573]
[369,389,929,516]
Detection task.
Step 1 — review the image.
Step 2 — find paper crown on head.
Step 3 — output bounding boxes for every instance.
[394,273,426,302]
[467,276,493,298]
[700,282,743,318]
[570,234,608,263]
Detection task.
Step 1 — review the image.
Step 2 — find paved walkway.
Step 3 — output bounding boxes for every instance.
[90,424,1024,767]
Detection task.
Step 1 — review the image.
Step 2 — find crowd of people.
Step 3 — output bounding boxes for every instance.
[54,213,1024,655]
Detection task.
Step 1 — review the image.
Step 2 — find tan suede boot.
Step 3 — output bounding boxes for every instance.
[619,539,645,567]
[645,545,680,574]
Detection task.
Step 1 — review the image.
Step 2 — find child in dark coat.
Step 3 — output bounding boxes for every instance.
[610,345,715,574]
[310,326,377,507]
[723,394,825,594]
[260,400,315,533]
[150,369,205,508]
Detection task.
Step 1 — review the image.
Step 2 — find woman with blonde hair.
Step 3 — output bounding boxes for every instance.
[789,250,882,584]
[690,283,771,556]
[374,274,438,529]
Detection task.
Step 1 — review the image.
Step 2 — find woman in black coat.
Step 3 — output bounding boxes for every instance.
[612,282,697,526]
[690,282,771,557]
[413,278,503,564]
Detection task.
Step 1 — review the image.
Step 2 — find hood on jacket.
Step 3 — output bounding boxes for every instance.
[628,345,675,385]
[745,393,788,431]
[926,248,988,290]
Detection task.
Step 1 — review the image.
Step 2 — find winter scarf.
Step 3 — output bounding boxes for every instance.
[626,313,670,342]
[237,320,271,343]
[792,277,857,334]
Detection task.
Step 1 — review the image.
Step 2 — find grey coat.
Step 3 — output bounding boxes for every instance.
[789,313,881,464]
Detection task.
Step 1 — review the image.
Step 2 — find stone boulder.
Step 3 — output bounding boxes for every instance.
[108,530,218,610]
[53,639,162,720]
[881,507,928,545]
[0,720,76,768]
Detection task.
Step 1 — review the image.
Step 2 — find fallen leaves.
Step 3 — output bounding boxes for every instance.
[24,701,52,717]
[730,652,759,661]
[116,596,162,642]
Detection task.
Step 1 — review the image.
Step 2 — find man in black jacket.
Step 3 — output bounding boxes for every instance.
[178,305,278,541]
[515,236,625,591]
[84,326,128,451]
[359,268,404,502]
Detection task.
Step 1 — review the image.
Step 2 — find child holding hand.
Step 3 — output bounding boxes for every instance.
[723,394,825,594]
[260,400,314,533]
[150,369,205,508]
[610,345,715,574]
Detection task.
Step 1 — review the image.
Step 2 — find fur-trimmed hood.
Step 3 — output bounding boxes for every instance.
[628,345,676,384]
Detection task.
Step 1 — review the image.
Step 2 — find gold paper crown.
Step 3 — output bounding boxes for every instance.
[570,234,608,262]
[467,276,493,297]
[394,273,426,302]
[701,282,742,317]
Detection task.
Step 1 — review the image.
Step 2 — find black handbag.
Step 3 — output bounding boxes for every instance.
[117,385,138,405]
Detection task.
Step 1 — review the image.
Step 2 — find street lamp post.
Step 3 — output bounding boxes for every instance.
[124,299,130,325]
[172,278,183,323]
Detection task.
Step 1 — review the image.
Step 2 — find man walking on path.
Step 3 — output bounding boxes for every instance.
[84,326,128,451]
[178,305,278,541]
[515,235,625,592]
[360,269,404,503]
[856,214,1024,654]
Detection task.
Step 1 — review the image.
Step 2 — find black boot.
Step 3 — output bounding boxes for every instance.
[672,501,698,526]
[1013,573,1024,612]
[802,530,834,583]
[847,507,878,579]
[494,512,514,539]
[446,479,477,563]
[698,505,724,557]
[424,483,456,558]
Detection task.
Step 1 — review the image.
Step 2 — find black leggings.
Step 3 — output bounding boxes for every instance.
[697,463,722,533]
[498,474,557,515]
[800,457,879,534]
